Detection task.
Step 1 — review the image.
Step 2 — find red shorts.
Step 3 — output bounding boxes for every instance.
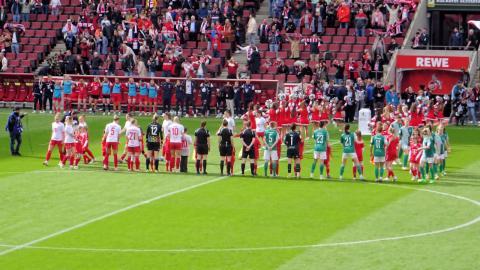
[170,142,182,151]
[111,93,121,103]
[49,140,63,147]
[256,132,265,137]
[53,97,61,102]
[64,143,75,150]
[75,143,83,153]
[78,94,87,100]
[64,94,71,99]
[149,97,157,103]
[128,146,141,153]
[139,95,148,103]
[386,152,398,162]
[106,142,119,151]
[297,118,309,125]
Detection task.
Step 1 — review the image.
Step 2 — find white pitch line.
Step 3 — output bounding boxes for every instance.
[0,177,478,254]
[0,145,321,256]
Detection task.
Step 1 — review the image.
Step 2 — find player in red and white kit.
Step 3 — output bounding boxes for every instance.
[386,126,400,181]
[167,116,185,172]
[61,116,76,169]
[255,110,266,145]
[161,112,173,171]
[125,118,143,171]
[409,129,422,181]
[353,130,364,179]
[74,125,88,169]
[43,113,65,166]
[78,115,95,164]
[102,115,122,170]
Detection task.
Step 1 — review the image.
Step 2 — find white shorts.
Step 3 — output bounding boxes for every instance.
[264,149,278,161]
[437,154,445,160]
[444,151,448,158]
[401,143,409,151]
[342,153,357,160]
[314,151,327,160]
[373,156,385,163]
[421,155,434,164]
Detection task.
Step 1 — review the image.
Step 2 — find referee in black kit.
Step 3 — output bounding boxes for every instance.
[194,121,210,174]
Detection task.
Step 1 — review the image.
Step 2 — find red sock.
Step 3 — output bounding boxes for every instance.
[127,104,130,112]
[61,154,68,165]
[175,157,180,170]
[113,154,118,168]
[69,155,74,166]
[326,165,330,176]
[103,154,109,167]
[59,149,64,162]
[121,153,127,161]
[83,155,88,164]
[165,160,169,171]
[353,166,357,177]
[170,157,175,171]
[127,157,131,170]
[75,158,80,166]
[135,157,140,170]
[85,148,94,159]
[45,150,52,161]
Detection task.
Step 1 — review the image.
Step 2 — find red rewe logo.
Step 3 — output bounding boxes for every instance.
[415,57,449,68]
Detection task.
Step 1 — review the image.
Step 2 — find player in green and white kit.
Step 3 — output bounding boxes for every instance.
[339,124,363,180]
[419,127,436,183]
[399,118,412,170]
[370,125,387,182]
[436,124,449,176]
[263,122,280,177]
[311,121,329,179]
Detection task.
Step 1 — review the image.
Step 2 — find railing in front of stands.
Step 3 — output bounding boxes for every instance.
[411,45,478,51]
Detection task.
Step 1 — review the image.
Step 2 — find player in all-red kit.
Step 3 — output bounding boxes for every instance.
[43,113,65,166]
[76,79,88,112]
[353,130,364,179]
[385,126,400,181]
[78,115,95,164]
[102,115,122,170]
[89,77,101,113]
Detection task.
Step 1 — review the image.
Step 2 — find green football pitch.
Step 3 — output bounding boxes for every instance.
[0,109,479,269]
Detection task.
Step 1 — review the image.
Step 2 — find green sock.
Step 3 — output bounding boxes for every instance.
[439,162,444,173]
[311,162,317,174]
[375,167,379,179]
[420,167,426,180]
[357,165,362,175]
[380,167,384,178]
[398,148,403,159]
[426,163,430,174]
[433,164,438,175]
[339,165,345,177]
[264,162,268,176]
[429,164,435,179]
[272,163,277,176]
[443,159,446,172]
[403,155,409,167]
[319,164,324,175]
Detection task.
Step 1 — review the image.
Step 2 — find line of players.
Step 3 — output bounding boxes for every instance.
[41,98,450,183]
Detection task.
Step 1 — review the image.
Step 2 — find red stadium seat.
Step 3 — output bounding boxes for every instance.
[0,83,5,100]
[287,75,297,82]
[352,44,364,52]
[251,74,262,80]
[263,74,274,80]
[16,84,28,102]
[4,83,17,101]
[325,28,336,36]
[340,44,351,52]
[321,36,332,43]
[337,28,348,36]
[356,36,367,44]
[328,44,340,52]
[332,36,344,44]
[344,36,355,44]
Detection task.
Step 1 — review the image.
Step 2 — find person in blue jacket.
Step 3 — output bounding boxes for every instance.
[127,78,137,113]
[148,80,158,114]
[101,77,112,115]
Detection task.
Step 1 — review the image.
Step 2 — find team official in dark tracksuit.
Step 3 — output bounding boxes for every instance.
[216,84,227,117]
[194,120,210,174]
[200,80,213,117]
[32,79,43,112]
[175,80,186,116]
[161,78,174,113]
[233,81,242,116]
[242,79,255,112]
[184,77,196,116]
[42,77,54,113]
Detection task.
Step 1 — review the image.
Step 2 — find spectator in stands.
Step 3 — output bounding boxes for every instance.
[242,79,255,112]
[365,79,375,115]
[386,4,399,28]
[175,80,185,116]
[75,55,89,75]
[460,68,470,87]
[50,0,61,15]
[301,33,322,63]
[11,0,21,22]
[247,14,258,45]
[90,52,103,75]
[387,38,400,60]
[0,51,7,72]
[465,29,479,50]
[42,76,53,113]
[466,88,478,125]
[226,57,239,79]
[137,57,148,77]
[120,43,136,76]
[337,3,350,29]
[286,32,300,59]
[249,46,261,74]
[411,31,421,49]
[354,9,368,37]
[419,28,429,49]
[372,54,385,80]
[332,60,345,85]
[276,60,289,80]
[314,62,328,82]
[63,50,76,74]
[354,78,365,119]
[41,0,49,14]
[20,0,33,22]
[402,86,416,108]
[268,28,282,58]
[449,27,464,49]
[311,11,323,34]
[62,19,78,51]
[258,19,270,44]
[285,18,296,33]
[0,7,6,29]
[235,16,245,45]
[371,7,385,29]
[11,28,21,55]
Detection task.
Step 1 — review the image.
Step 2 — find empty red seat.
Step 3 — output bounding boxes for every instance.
[352,44,364,52]
[340,44,351,52]
[321,36,332,43]
[9,59,19,67]
[0,84,5,100]
[251,74,261,80]
[16,85,28,101]
[287,75,298,82]
[337,28,348,36]
[263,74,274,80]
[300,51,310,59]
[332,36,344,43]
[31,22,42,29]
[336,52,347,60]
[37,14,47,21]
[325,28,336,35]
[357,37,367,44]
[278,51,287,59]
[4,84,17,101]
[24,29,35,37]
[36,30,46,37]
[344,36,355,44]
[328,43,340,52]
[43,22,53,29]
